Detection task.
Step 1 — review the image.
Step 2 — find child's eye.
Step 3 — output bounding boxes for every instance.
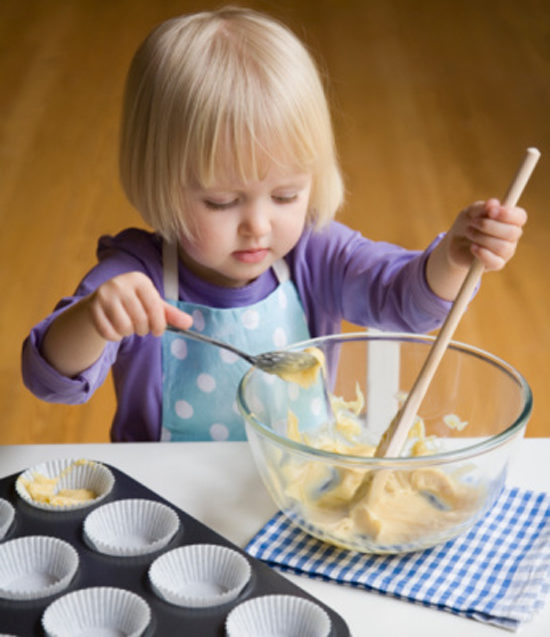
[272,193,298,204]
[203,199,238,210]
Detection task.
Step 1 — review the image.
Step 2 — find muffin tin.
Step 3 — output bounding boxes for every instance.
[0,461,350,636]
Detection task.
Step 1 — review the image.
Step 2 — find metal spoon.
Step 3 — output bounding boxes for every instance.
[165,326,319,377]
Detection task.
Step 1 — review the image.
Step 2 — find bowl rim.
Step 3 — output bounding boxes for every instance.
[237,331,533,466]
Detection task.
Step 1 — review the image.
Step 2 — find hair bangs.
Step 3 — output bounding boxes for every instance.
[184,42,324,191]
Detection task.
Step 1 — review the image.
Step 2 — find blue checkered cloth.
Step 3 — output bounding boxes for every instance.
[246,487,550,630]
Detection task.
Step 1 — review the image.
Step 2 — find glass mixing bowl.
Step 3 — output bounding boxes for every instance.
[237,332,532,554]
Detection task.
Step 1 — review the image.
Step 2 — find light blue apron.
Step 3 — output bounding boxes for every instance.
[160,241,311,441]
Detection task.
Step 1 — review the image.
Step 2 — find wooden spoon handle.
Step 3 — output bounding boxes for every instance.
[375,147,541,458]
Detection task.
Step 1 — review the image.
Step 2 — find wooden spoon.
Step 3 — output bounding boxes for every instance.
[375,147,541,458]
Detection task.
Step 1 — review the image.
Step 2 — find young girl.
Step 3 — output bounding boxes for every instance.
[22,7,526,443]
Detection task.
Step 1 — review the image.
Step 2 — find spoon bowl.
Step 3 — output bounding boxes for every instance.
[165,326,319,377]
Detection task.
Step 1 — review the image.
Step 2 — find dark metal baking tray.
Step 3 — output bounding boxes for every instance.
[0,462,350,636]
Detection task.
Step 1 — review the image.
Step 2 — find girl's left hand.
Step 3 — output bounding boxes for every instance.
[446,198,527,271]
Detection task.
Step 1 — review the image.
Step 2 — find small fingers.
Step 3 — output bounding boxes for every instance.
[467,216,524,244]
[121,293,153,337]
[93,283,141,339]
[88,298,129,341]
[464,199,526,270]
[470,244,509,271]
[135,282,166,337]
[484,199,528,226]
[466,229,519,270]
[164,302,193,331]
[89,272,167,340]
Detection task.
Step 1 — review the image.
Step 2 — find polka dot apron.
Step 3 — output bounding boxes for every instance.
[160,241,311,441]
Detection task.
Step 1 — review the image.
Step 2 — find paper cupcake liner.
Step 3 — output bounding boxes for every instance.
[149,543,251,608]
[226,594,331,637]
[15,458,114,511]
[42,586,151,637]
[83,498,180,556]
[0,498,15,541]
[0,535,79,601]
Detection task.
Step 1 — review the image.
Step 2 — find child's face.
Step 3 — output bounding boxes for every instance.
[178,166,312,288]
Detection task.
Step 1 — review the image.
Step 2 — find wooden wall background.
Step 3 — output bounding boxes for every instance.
[1,0,549,444]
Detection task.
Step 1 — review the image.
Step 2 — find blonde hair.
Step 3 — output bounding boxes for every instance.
[120,6,344,242]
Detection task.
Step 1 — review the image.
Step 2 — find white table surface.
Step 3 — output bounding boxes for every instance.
[1,439,549,637]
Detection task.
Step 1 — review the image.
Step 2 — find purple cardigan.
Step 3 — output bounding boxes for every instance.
[21,222,452,441]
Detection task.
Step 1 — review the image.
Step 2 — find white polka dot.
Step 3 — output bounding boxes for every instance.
[311,397,324,416]
[288,384,300,401]
[232,400,240,415]
[278,288,288,309]
[241,309,260,330]
[220,349,239,364]
[210,423,229,441]
[170,338,188,360]
[248,394,265,415]
[175,400,193,419]
[262,373,276,385]
[197,373,216,393]
[273,327,287,348]
[192,310,206,331]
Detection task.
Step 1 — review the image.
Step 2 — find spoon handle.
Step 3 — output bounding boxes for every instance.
[165,326,256,366]
[375,147,541,458]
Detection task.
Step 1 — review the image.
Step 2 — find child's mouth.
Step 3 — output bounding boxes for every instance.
[233,248,269,264]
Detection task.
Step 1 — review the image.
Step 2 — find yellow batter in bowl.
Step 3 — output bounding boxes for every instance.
[278,380,483,549]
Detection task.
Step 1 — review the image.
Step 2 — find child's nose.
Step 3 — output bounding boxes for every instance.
[240,202,270,237]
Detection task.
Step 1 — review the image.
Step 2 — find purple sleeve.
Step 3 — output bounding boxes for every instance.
[21,303,119,404]
[290,222,453,336]
[21,230,155,400]
[20,229,164,441]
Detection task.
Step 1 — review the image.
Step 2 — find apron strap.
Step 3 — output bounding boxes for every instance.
[162,240,179,301]
[271,258,290,284]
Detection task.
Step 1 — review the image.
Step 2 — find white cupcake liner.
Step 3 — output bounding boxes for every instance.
[0,498,15,540]
[149,543,251,608]
[15,458,114,511]
[0,535,79,601]
[226,594,331,637]
[42,586,151,637]
[83,498,180,556]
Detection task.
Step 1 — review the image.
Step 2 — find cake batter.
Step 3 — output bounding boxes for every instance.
[278,373,482,548]
[18,460,97,506]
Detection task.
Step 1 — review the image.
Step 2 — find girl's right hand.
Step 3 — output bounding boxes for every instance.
[87,271,193,341]
[41,271,192,378]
